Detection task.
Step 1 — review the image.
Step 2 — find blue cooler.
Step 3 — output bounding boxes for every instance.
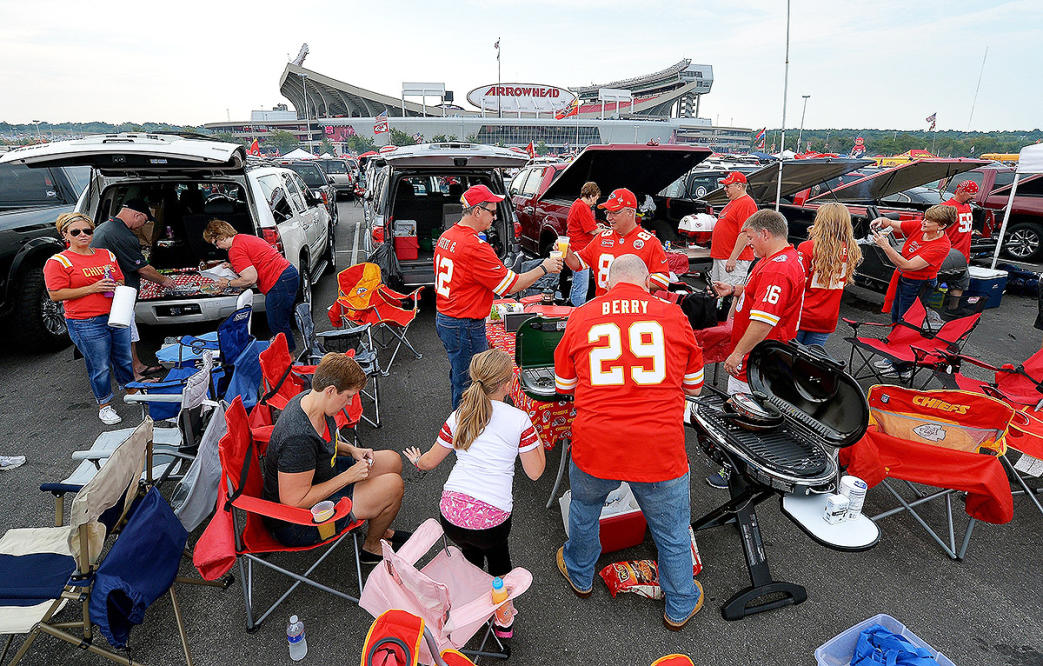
[966,266,1007,309]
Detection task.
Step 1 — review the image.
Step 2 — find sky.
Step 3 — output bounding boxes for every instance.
[1,0,1040,131]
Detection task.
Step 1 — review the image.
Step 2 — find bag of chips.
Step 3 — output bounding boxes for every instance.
[599,527,702,599]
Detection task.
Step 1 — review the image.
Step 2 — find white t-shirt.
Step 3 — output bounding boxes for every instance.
[438,401,541,513]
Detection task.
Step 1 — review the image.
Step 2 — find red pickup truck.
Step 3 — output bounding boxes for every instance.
[944,165,1043,262]
[509,144,713,257]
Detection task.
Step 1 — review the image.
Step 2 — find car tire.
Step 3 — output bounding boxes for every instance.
[1003,221,1043,262]
[297,256,312,306]
[14,266,70,351]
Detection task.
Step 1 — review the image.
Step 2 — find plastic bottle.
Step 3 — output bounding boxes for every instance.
[287,615,307,661]
[491,577,513,627]
[102,266,114,298]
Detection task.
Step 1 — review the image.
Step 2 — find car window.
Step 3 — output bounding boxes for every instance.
[63,166,91,197]
[688,174,723,199]
[509,169,530,196]
[0,164,61,207]
[282,173,308,213]
[287,164,327,188]
[1014,176,1043,197]
[945,172,983,195]
[256,174,281,203]
[521,168,544,196]
[659,174,686,198]
[324,161,347,174]
[992,171,1017,189]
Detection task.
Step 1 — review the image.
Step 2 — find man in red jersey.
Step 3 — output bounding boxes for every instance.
[714,210,806,395]
[563,188,669,297]
[941,180,977,313]
[553,254,705,630]
[434,184,561,408]
[710,172,757,286]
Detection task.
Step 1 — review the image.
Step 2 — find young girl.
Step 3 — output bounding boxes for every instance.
[404,350,545,638]
[795,203,863,347]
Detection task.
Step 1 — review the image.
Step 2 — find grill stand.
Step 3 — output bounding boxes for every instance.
[691,457,808,621]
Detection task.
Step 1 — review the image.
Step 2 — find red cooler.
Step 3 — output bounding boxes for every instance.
[394,236,419,261]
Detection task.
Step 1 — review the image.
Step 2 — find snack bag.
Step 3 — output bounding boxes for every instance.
[599,559,663,600]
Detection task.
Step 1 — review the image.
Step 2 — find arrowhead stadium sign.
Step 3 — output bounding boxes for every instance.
[466,83,577,113]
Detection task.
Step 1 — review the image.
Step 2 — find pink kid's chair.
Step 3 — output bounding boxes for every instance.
[360,518,532,665]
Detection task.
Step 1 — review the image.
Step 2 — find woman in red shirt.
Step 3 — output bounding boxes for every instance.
[564,181,602,306]
[872,204,956,323]
[44,213,135,425]
[203,220,299,351]
[795,203,863,347]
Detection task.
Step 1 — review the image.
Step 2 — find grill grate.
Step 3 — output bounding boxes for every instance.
[696,395,829,479]
[519,366,557,397]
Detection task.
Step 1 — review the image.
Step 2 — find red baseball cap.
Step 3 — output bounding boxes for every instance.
[720,171,747,185]
[597,188,637,212]
[460,184,504,207]
[955,180,979,194]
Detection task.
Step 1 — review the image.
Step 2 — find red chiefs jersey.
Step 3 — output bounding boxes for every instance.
[710,194,757,261]
[553,282,704,483]
[434,223,519,319]
[576,225,669,297]
[796,239,849,333]
[730,246,805,380]
[942,198,973,260]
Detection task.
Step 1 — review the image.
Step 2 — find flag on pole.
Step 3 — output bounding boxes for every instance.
[373,110,389,134]
[412,131,424,144]
[248,138,261,156]
[925,112,937,131]
[757,136,766,150]
[494,38,500,61]
[753,127,766,141]
[526,140,535,158]
[555,98,579,120]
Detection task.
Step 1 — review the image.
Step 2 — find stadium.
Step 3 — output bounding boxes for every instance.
[204,56,752,153]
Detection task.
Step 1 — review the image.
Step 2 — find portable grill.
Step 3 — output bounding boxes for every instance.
[687,341,876,621]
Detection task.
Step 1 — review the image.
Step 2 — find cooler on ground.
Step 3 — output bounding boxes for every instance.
[559,483,647,554]
[966,266,1007,309]
[393,236,419,261]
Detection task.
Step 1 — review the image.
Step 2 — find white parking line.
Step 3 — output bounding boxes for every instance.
[351,215,362,265]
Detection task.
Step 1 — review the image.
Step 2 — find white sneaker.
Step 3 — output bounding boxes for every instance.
[98,405,122,425]
[873,359,895,372]
[0,455,26,471]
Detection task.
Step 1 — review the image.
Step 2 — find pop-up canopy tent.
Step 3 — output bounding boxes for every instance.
[281,148,314,160]
[991,143,1043,269]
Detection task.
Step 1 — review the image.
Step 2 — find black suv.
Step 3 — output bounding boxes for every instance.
[0,163,90,350]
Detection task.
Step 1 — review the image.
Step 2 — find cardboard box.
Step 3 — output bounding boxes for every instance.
[559,483,647,554]
[393,236,419,261]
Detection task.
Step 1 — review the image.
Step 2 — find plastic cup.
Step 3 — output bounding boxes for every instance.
[549,250,563,262]
[556,236,570,254]
[311,500,336,540]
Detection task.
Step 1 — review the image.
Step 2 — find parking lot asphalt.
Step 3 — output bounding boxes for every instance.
[0,202,1040,665]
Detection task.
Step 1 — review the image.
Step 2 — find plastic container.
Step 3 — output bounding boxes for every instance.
[559,483,647,554]
[311,500,335,540]
[102,266,114,298]
[490,577,513,627]
[394,236,419,261]
[287,615,308,661]
[966,266,1008,309]
[393,219,417,237]
[814,613,955,666]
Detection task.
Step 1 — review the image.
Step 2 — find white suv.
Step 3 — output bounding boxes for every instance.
[1,133,335,325]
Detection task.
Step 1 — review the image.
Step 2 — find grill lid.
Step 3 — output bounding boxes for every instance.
[746,341,868,448]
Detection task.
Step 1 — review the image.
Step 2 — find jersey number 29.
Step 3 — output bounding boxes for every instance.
[587,321,665,386]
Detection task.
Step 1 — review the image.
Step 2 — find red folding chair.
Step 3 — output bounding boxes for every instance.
[218,397,367,632]
[328,263,424,375]
[842,299,982,387]
[257,333,363,445]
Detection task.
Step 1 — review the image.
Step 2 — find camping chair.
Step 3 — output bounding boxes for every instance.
[842,300,982,388]
[0,419,192,665]
[361,609,484,666]
[257,332,362,442]
[839,385,1015,560]
[927,347,1043,517]
[41,353,219,526]
[207,397,366,632]
[296,301,383,427]
[328,263,424,375]
[360,518,532,664]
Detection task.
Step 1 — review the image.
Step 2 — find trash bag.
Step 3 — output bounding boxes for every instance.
[367,241,402,284]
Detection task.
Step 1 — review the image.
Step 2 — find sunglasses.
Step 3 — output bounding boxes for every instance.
[480,205,497,216]
[67,228,94,237]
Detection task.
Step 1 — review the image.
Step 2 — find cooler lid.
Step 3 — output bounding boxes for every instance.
[746,341,868,447]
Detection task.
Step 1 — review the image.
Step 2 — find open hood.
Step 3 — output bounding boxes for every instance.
[0,133,246,172]
[702,158,872,206]
[811,158,990,203]
[382,143,529,168]
[541,144,712,202]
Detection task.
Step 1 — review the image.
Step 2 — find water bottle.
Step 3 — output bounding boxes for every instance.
[286,615,307,661]
[491,577,514,628]
[102,266,114,298]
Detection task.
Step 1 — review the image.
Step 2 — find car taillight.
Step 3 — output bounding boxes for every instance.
[372,226,385,244]
[983,209,996,237]
[261,227,283,253]
[514,221,522,240]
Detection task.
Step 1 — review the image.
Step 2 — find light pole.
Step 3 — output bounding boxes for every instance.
[774,0,791,211]
[797,94,810,153]
[32,120,43,141]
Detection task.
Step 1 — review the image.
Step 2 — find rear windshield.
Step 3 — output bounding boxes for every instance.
[319,160,347,174]
[0,164,62,207]
[287,164,327,187]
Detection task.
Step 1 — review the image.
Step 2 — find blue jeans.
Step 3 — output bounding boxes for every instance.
[569,268,590,307]
[563,461,700,623]
[795,330,831,347]
[891,276,934,324]
[435,313,489,410]
[265,265,300,351]
[66,315,134,405]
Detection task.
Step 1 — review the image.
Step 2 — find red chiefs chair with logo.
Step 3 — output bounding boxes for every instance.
[328,263,424,375]
[840,386,1015,560]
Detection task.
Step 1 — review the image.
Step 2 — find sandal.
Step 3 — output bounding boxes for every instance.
[358,548,383,564]
[137,364,166,377]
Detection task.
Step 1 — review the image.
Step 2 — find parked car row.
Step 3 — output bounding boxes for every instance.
[0,133,337,343]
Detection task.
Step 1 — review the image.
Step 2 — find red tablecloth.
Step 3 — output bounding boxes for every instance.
[486,321,574,451]
[694,319,733,364]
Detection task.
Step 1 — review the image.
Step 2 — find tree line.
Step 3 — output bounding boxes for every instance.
[760,127,1043,157]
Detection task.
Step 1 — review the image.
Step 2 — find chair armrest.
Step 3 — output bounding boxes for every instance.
[124,393,184,404]
[841,317,889,331]
[381,284,424,302]
[909,345,940,364]
[40,482,83,495]
[292,364,318,375]
[318,323,371,338]
[953,354,1001,373]
[230,495,352,526]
